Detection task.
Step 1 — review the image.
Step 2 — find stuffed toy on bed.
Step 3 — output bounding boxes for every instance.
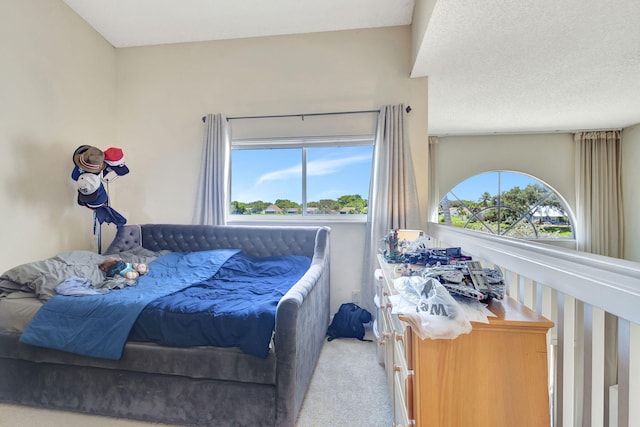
[99,257,148,285]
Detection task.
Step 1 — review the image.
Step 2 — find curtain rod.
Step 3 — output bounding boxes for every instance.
[201,106,411,123]
[431,126,622,138]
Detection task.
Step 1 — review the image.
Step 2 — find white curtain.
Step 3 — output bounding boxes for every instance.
[574,129,623,422]
[574,130,624,256]
[362,104,419,313]
[193,113,230,225]
[428,136,442,224]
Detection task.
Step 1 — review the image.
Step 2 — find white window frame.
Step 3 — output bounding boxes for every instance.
[228,135,374,224]
[440,171,576,242]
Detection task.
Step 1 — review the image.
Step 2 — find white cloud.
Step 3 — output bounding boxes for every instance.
[256,164,301,184]
[256,153,371,184]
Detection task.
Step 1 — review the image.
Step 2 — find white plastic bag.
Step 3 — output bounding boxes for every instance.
[393,276,472,340]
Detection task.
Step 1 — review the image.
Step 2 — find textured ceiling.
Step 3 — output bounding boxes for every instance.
[416,0,640,135]
[63,0,640,136]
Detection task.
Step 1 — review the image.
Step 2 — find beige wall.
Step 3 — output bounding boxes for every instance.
[113,26,428,312]
[0,9,427,312]
[114,26,428,226]
[622,123,640,262]
[432,130,640,261]
[411,0,438,75]
[431,133,576,217]
[0,0,116,272]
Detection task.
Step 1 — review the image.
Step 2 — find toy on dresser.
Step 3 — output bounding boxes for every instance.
[422,261,505,302]
[382,229,428,263]
[382,230,405,263]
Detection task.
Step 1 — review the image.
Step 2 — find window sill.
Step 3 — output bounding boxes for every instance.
[227,215,368,225]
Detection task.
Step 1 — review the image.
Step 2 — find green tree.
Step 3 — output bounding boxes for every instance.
[479,192,492,207]
[337,194,362,205]
[275,199,300,211]
[247,200,270,213]
[231,201,246,215]
[338,194,367,213]
[317,199,340,214]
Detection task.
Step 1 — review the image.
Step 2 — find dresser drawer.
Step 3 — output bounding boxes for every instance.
[393,331,408,373]
[392,318,412,370]
[379,305,395,392]
[393,369,413,426]
[393,335,414,426]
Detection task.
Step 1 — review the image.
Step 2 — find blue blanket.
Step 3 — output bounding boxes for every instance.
[20,249,240,360]
[128,252,311,358]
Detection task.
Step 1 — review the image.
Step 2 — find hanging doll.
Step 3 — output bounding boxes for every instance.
[99,257,148,285]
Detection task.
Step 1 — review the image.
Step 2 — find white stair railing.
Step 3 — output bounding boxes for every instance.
[427,223,640,427]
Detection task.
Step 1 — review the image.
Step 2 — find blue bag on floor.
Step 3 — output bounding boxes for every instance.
[326,302,372,341]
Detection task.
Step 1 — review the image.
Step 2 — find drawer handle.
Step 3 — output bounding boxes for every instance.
[393,364,401,372]
[382,332,391,339]
[395,334,404,341]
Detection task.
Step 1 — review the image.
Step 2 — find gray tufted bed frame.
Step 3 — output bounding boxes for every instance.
[0,224,331,426]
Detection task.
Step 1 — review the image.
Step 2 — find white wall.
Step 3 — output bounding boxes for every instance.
[0,0,116,272]
[622,123,640,262]
[113,26,428,313]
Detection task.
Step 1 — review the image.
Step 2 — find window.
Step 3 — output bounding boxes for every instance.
[230,136,373,218]
[440,171,574,239]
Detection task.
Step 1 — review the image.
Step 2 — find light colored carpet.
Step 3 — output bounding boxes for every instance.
[0,332,392,427]
[295,331,392,426]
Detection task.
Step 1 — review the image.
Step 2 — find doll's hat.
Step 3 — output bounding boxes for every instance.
[73,146,106,173]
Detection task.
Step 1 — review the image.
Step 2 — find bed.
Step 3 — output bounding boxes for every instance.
[0,224,331,427]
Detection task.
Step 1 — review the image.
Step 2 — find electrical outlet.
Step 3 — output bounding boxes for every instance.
[351,290,361,304]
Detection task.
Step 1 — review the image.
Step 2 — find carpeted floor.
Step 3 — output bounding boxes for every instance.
[295,331,392,426]
[0,331,392,427]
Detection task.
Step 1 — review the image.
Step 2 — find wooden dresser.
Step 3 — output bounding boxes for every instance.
[376,256,553,427]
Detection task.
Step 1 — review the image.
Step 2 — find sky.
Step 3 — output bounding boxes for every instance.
[232,153,544,206]
[231,146,373,204]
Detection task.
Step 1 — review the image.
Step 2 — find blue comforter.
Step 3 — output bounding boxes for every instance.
[19,249,241,359]
[20,249,310,360]
[129,252,312,358]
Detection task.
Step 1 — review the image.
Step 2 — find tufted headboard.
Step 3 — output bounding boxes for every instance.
[104,224,326,259]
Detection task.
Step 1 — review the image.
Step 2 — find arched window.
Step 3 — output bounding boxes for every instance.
[440,171,574,240]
